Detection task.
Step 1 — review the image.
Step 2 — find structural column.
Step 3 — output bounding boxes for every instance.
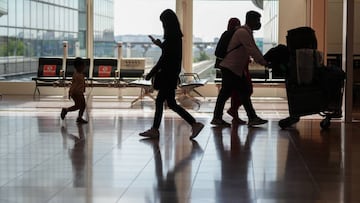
[308,0,327,58]
[343,0,355,122]
[86,0,94,62]
[176,0,193,73]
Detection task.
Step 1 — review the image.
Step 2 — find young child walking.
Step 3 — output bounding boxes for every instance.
[61,57,88,124]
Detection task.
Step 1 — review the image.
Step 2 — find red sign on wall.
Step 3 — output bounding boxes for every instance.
[99,65,112,77]
[43,65,56,76]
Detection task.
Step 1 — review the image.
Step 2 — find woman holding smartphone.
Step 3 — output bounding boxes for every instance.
[139,9,204,140]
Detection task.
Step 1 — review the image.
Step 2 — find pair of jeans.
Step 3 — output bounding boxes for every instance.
[153,88,196,129]
[213,68,257,120]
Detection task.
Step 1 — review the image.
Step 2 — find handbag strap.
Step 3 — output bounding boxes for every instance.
[217,44,242,60]
[224,27,247,58]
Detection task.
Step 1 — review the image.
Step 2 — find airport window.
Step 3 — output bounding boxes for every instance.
[24,1,30,28]
[193,0,267,81]
[114,0,175,65]
[0,0,87,81]
[8,0,15,27]
[37,3,43,29]
[16,0,24,27]
[0,0,278,82]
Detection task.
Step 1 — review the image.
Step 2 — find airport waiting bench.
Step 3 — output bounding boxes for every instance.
[32,57,149,100]
[87,58,150,106]
[32,57,66,98]
[89,59,123,88]
[178,72,208,98]
[64,58,91,82]
[90,58,146,88]
[32,58,211,107]
[175,72,209,108]
[32,58,93,98]
[214,67,285,89]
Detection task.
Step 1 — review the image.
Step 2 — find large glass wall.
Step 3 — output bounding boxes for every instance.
[114,0,175,67]
[94,0,115,57]
[0,0,277,82]
[0,0,79,80]
[114,0,275,80]
[0,0,115,81]
[193,0,272,81]
[262,0,279,52]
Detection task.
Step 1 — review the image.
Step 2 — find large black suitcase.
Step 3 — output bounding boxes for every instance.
[286,27,317,51]
[286,27,318,84]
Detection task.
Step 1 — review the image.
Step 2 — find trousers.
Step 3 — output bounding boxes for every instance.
[153,88,196,129]
[213,68,257,119]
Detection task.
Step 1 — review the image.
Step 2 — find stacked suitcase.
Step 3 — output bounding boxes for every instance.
[278,27,345,129]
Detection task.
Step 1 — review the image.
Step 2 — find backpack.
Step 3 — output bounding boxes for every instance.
[214,28,241,68]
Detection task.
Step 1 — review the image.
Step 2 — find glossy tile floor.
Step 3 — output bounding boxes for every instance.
[0,95,360,203]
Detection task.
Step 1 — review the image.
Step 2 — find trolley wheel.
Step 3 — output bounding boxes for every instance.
[279,116,300,129]
[320,117,331,129]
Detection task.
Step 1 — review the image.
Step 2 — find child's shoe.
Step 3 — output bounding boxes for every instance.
[139,128,160,139]
[76,117,88,124]
[61,108,67,120]
[190,122,204,140]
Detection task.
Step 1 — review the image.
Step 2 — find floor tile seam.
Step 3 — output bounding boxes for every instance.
[0,150,73,191]
[115,149,155,203]
[248,153,258,200]
[0,182,73,203]
[188,130,211,198]
[286,129,324,198]
[89,130,143,161]
[0,136,58,159]
[88,143,120,168]
[44,178,76,203]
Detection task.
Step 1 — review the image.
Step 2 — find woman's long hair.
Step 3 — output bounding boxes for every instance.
[160,9,183,39]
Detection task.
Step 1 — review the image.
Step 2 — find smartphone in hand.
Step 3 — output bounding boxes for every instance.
[148,35,155,42]
[149,35,161,47]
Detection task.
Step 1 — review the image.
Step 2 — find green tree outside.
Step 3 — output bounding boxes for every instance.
[194,50,210,62]
[0,38,25,56]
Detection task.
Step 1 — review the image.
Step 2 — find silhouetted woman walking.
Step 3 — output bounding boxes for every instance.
[140,9,203,140]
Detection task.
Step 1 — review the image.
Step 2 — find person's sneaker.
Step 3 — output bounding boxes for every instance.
[61,108,67,120]
[248,117,268,126]
[76,118,88,124]
[227,109,246,124]
[227,108,238,118]
[139,128,160,139]
[190,122,204,140]
[232,117,247,125]
[210,118,231,127]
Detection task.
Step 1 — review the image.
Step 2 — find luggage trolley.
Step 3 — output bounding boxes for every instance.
[279,66,345,129]
[277,27,345,129]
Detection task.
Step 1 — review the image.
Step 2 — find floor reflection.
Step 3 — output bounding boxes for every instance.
[61,124,87,187]
[212,123,256,202]
[140,138,203,203]
[0,96,360,202]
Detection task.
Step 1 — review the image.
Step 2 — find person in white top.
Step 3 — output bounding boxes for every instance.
[211,10,268,127]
